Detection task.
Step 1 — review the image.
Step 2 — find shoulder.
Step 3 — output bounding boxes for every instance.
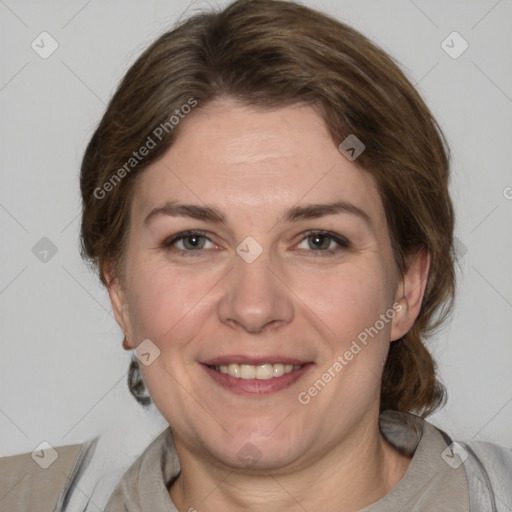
[463,439,512,486]
[0,434,138,512]
[466,439,512,469]
[447,438,512,511]
[423,415,512,511]
[382,411,512,510]
[0,443,84,511]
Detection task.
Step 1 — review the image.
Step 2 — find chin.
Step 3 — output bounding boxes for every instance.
[199,420,311,472]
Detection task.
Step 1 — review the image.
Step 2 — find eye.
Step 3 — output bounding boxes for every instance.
[161,229,349,256]
[296,230,350,254]
[162,230,216,253]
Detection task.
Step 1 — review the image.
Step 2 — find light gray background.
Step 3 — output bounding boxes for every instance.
[1,0,511,458]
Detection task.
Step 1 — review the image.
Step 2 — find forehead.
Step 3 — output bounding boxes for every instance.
[132,99,384,226]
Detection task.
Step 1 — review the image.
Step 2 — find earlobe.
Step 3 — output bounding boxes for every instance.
[390,249,430,341]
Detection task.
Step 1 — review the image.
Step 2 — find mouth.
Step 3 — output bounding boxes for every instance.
[200,357,314,395]
[207,362,303,379]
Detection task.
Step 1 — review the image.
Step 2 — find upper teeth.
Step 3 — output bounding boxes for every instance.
[214,363,301,380]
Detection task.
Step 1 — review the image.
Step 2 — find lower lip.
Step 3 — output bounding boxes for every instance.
[201,363,314,395]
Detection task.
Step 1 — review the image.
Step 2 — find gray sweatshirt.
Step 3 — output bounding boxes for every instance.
[1,410,510,511]
[70,410,512,511]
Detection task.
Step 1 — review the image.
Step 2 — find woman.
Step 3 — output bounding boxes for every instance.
[2,0,510,510]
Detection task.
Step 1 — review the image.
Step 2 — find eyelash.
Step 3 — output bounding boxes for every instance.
[160,229,351,257]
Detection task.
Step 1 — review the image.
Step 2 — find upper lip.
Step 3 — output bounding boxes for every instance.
[201,355,312,366]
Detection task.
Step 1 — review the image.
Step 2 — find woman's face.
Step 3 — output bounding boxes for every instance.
[109,99,424,472]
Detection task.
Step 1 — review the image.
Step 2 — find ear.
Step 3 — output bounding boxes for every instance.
[103,261,134,350]
[390,248,430,342]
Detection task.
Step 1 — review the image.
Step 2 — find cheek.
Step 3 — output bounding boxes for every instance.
[124,256,214,344]
[292,261,393,342]
[294,261,395,402]
[289,268,394,428]
[125,260,213,412]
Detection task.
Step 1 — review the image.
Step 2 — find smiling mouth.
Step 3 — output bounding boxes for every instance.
[207,363,303,380]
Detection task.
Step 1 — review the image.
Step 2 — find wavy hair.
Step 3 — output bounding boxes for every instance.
[80,0,455,417]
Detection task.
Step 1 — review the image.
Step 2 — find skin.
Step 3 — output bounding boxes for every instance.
[107,98,430,512]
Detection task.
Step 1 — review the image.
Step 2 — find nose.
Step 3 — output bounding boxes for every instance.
[216,248,295,334]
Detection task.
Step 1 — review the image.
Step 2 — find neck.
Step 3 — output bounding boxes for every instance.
[169,417,412,512]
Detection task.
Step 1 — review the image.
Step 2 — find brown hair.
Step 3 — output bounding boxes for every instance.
[80,0,455,417]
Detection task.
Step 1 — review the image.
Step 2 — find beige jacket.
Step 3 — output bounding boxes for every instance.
[0,443,82,511]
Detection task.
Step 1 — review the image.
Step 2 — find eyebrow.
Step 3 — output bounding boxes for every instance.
[143,200,372,228]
